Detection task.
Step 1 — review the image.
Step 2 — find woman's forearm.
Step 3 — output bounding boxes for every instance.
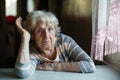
[53,62,80,72]
[36,61,96,73]
[16,35,30,63]
[36,62,80,72]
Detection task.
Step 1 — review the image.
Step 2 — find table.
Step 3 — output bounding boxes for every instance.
[0,65,120,80]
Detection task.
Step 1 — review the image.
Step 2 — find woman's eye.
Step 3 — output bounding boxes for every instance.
[38,29,43,33]
[48,27,53,31]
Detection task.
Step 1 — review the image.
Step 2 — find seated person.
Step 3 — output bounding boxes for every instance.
[15,10,96,78]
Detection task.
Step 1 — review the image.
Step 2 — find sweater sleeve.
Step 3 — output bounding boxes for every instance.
[66,36,96,73]
[15,58,38,78]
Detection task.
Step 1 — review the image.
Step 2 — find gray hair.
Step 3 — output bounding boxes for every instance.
[23,10,61,36]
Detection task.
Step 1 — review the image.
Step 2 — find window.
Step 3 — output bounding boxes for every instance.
[5,0,17,16]
[91,0,120,71]
[27,0,35,13]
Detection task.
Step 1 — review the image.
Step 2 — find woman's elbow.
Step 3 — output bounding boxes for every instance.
[15,68,33,79]
[88,62,96,73]
[89,66,96,73]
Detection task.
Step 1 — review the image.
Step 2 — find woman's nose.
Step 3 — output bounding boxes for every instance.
[43,30,49,38]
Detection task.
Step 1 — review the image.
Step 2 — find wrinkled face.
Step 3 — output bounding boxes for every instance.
[33,20,56,51]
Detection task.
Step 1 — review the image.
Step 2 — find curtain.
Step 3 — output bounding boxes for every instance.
[91,0,120,61]
[91,0,109,61]
[105,0,120,55]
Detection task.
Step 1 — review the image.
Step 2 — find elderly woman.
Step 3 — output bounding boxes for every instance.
[15,10,96,78]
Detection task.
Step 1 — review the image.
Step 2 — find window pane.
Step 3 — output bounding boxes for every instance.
[5,0,17,16]
[27,0,35,13]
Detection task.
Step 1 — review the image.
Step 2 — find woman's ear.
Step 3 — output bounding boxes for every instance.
[30,29,34,40]
[31,34,34,40]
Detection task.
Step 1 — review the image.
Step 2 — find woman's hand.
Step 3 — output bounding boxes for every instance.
[36,63,54,71]
[15,17,31,40]
[36,62,63,71]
